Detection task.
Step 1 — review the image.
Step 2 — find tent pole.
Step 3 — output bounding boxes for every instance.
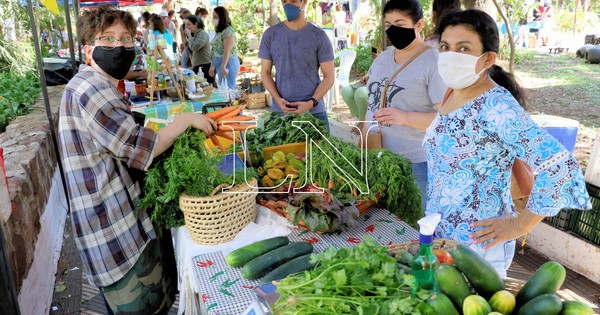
[26,0,71,213]
[0,221,20,315]
[63,0,78,76]
[74,0,83,64]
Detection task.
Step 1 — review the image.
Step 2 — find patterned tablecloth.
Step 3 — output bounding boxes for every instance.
[132,91,227,120]
[177,206,419,315]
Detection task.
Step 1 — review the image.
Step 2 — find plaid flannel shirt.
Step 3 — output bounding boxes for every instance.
[58,65,158,287]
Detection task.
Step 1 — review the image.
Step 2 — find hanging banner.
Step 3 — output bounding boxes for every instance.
[40,0,60,15]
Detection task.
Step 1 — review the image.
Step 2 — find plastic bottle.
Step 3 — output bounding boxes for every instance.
[157,72,167,89]
[411,212,441,292]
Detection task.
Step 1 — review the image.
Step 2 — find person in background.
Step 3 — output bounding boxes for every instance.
[209,6,240,90]
[333,3,347,37]
[259,0,335,128]
[425,9,591,277]
[197,8,211,36]
[322,4,334,29]
[167,10,179,55]
[150,14,174,60]
[538,0,553,46]
[59,5,216,314]
[341,74,369,131]
[361,0,446,211]
[178,8,192,68]
[185,15,214,85]
[424,0,461,49]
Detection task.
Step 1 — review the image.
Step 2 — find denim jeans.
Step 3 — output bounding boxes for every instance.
[469,240,516,278]
[212,56,240,90]
[411,162,428,212]
[311,111,330,131]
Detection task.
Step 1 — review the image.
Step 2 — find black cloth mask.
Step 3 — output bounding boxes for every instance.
[385,25,416,50]
[92,46,136,80]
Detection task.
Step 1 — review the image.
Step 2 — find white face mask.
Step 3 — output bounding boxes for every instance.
[437,52,487,90]
[212,18,219,27]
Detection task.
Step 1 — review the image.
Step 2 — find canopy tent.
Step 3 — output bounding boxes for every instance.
[79,0,164,7]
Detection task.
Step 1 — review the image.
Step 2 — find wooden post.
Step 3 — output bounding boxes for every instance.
[585,130,600,187]
[0,170,20,315]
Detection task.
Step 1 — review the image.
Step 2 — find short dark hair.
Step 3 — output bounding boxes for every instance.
[437,9,526,107]
[383,0,423,24]
[185,15,205,30]
[77,5,137,46]
[213,6,232,33]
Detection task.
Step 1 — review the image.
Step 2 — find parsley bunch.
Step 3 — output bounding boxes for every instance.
[273,236,434,314]
[138,129,254,229]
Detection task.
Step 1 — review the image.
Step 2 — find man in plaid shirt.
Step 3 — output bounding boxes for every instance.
[59,6,216,314]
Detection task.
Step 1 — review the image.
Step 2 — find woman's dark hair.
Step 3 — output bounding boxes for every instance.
[77,5,137,46]
[150,14,166,34]
[432,0,460,27]
[196,7,209,16]
[185,15,205,31]
[141,11,150,23]
[213,6,232,33]
[437,9,526,107]
[383,0,423,24]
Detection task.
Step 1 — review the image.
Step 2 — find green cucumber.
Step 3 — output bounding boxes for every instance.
[517,294,563,315]
[450,244,505,299]
[242,242,313,279]
[515,261,566,308]
[488,290,516,315]
[463,295,492,315]
[259,254,314,285]
[427,292,460,315]
[226,236,289,267]
[559,301,594,315]
[434,263,472,310]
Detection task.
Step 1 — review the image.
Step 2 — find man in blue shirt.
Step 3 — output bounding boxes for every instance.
[258,0,335,128]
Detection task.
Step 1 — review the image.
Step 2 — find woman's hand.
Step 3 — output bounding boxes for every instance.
[359,75,369,84]
[180,113,217,135]
[373,107,407,126]
[184,28,192,38]
[470,209,544,249]
[209,64,215,77]
[220,65,228,77]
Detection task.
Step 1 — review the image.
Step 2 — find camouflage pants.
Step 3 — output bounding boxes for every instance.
[101,234,177,315]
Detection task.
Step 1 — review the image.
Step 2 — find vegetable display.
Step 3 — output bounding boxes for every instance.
[273,236,434,315]
[226,236,289,267]
[242,242,314,279]
[137,129,254,229]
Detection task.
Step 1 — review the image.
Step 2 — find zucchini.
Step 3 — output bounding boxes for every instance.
[517,294,563,315]
[515,261,566,308]
[450,244,505,299]
[242,242,313,279]
[434,263,472,310]
[427,292,460,315]
[259,254,314,285]
[226,236,289,267]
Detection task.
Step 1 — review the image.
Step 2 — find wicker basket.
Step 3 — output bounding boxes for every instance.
[179,178,258,245]
[388,238,460,256]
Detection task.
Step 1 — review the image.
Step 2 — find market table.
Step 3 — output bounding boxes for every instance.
[172,205,420,315]
[131,90,228,120]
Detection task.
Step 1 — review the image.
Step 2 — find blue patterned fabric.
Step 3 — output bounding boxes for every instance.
[425,86,591,245]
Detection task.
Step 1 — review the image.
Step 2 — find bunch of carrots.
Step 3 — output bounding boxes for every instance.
[205,105,256,153]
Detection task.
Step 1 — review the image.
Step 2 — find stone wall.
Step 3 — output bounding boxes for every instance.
[0,86,62,293]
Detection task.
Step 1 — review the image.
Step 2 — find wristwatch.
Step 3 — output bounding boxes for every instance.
[309,97,319,108]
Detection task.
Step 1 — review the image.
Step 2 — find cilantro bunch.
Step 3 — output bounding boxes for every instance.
[273,236,434,314]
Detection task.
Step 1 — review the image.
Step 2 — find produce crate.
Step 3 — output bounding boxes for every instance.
[262,142,306,161]
[568,183,600,245]
[543,208,572,230]
[245,92,267,109]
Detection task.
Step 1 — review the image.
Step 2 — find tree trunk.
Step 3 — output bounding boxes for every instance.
[268,0,280,26]
[492,0,514,73]
[462,0,497,21]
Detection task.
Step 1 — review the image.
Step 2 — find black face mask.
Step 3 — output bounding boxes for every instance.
[92,46,136,80]
[385,25,416,50]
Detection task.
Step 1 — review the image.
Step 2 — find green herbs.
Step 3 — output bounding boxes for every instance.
[273,236,434,315]
[138,129,254,229]
[245,112,328,158]
[308,137,423,227]
[0,71,40,132]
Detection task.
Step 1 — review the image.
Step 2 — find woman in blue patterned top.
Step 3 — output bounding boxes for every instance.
[424,9,591,277]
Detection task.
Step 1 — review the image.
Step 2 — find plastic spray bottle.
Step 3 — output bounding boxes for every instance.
[411,212,442,291]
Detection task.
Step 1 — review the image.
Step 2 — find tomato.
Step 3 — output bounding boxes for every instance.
[432,249,454,264]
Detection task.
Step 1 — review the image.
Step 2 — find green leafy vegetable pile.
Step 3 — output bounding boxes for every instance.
[309,136,423,227]
[273,236,434,315]
[138,129,254,229]
[0,71,41,132]
[245,112,329,160]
